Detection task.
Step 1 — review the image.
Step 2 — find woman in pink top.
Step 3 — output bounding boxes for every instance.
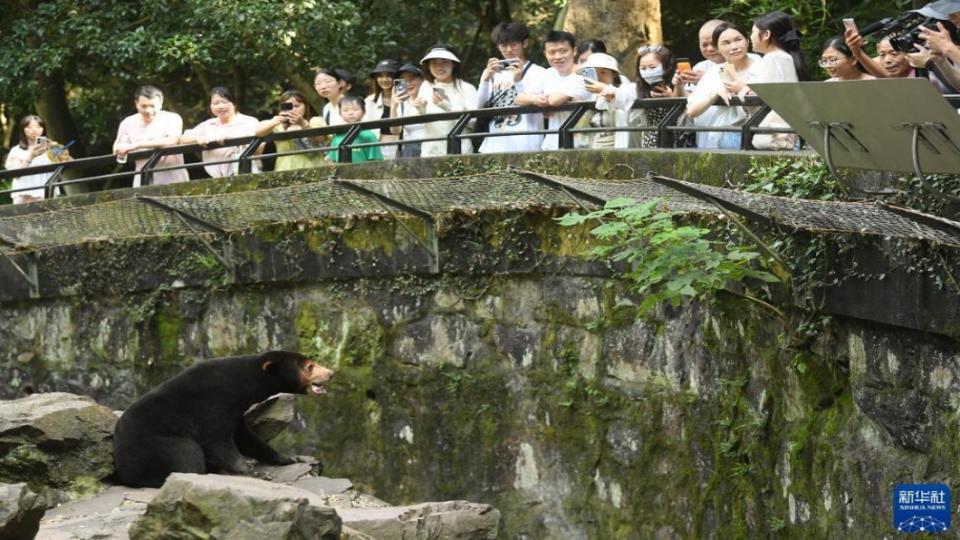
[180,87,260,177]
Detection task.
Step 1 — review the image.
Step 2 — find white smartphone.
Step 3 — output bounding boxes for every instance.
[36,136,47,146]
[842,18,857,33]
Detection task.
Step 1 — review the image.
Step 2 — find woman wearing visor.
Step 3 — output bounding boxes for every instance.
[415,46,478,156]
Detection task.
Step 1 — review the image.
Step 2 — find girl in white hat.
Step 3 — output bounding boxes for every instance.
[415,46,478,156]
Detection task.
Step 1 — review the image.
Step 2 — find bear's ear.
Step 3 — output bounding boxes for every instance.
[261,360,273,372]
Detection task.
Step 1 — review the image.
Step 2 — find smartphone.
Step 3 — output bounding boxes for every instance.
[499,58,520,69]
[393,78,408,95]
[36,136,47,146]
[280,102,294,111]
[843,18,857,33]
[432,87,447,99]
[578,67,598,82]
[676,58,692,73]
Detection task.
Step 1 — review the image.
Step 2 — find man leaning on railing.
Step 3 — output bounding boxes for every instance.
[113,86,188,186]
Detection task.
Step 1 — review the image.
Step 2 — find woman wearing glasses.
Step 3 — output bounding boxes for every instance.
[819,37,874,81]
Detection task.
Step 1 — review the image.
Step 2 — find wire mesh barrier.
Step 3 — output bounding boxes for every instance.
[1,169,957,258]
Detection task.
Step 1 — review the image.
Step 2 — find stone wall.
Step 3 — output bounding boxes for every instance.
[0,224,957,537]
[0,151,958,537]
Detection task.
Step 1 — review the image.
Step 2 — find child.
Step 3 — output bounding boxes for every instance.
[327,95,383,163]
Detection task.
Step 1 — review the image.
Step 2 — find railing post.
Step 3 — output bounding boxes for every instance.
[337,124,362,164]
[44,165,66,199]
[237,136,262,174]
[741,104,771,151]
[140,150,164,186]
[658,102,687,148]
[446,113,473,155]
[558,104,589,149]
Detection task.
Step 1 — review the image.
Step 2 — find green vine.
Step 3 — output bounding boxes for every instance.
[557,197,780,315]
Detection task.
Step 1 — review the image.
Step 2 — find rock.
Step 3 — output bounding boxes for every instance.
[0,393,117,490]
[292,476,352,496]
[253,462,315,484]
[338,500,500,539]
[128,473,341,540]
[0,482,45,539]
[38,485,156,539]
[246,394,296,442]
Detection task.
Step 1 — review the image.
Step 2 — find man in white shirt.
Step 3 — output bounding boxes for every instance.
[113,86,188,186]
[476,22,547,153]
[516,30,592,151]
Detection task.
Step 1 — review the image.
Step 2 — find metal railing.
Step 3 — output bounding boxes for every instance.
[4,93,950,201]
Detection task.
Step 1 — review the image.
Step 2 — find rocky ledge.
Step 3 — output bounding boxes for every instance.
[0,392,500,539]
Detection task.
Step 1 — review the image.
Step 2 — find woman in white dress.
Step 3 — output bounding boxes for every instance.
[415,46,478,157]
[4,115,56,204]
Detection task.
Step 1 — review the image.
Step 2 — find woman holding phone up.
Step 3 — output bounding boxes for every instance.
[4,115,60,204]
[416,46,477,157]
[255,90,325,172]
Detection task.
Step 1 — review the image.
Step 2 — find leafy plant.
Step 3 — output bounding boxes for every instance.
[557,197,781,314]
[742,157,842,201]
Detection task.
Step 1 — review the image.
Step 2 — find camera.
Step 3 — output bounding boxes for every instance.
[280,102,294,111]
[499,58,520,69]
[393,78,408,95]
[856,11,958,52]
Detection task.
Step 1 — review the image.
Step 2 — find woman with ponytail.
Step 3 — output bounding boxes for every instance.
[750,11,805,149]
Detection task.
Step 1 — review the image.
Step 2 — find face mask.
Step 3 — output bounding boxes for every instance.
[640,65,665,84]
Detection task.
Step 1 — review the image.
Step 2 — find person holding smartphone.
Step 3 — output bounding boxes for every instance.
[416,45,478,156]
[476,22,547,154]
[365,59,401,160]
[254,90,324,172]
[4,115,57,204]
[388,63,427,158]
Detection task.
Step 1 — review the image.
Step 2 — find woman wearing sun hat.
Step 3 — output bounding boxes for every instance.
[365,59,402,159]
[415,45,478,156]
[578,52,629,148]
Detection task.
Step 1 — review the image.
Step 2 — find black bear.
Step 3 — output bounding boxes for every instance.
[113,350,334,488]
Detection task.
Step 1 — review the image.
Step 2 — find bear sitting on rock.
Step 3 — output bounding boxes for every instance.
[113,351,334,488]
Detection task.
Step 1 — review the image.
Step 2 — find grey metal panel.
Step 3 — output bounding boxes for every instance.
[751,79,960,174]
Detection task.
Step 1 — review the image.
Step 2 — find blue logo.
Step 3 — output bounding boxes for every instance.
[893,483,951,533]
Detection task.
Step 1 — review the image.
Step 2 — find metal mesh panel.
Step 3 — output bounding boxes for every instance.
[536,173,960,246]
[343,173,573,214]
[154,181,384,230]
[0,170,957,253]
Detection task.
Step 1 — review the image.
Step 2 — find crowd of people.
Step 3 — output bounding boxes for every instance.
[5,2,960,203]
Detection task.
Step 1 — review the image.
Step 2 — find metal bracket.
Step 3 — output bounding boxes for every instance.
[900,122,960,203]
[0,234,38,297]
[134,195,236,283]
[509,166,604,210]
[808,121,868,181]
[333,180,439,273]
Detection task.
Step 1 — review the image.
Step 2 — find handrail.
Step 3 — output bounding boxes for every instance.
[3,94,958,200]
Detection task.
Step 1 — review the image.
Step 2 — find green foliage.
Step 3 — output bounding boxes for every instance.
[557,197,780,314]
[742,156,842,201]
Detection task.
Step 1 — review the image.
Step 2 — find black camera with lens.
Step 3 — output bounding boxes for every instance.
[857,11,958,52]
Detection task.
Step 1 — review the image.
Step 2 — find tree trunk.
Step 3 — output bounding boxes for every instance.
[562,0,662,78]
[34,69,84,157]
